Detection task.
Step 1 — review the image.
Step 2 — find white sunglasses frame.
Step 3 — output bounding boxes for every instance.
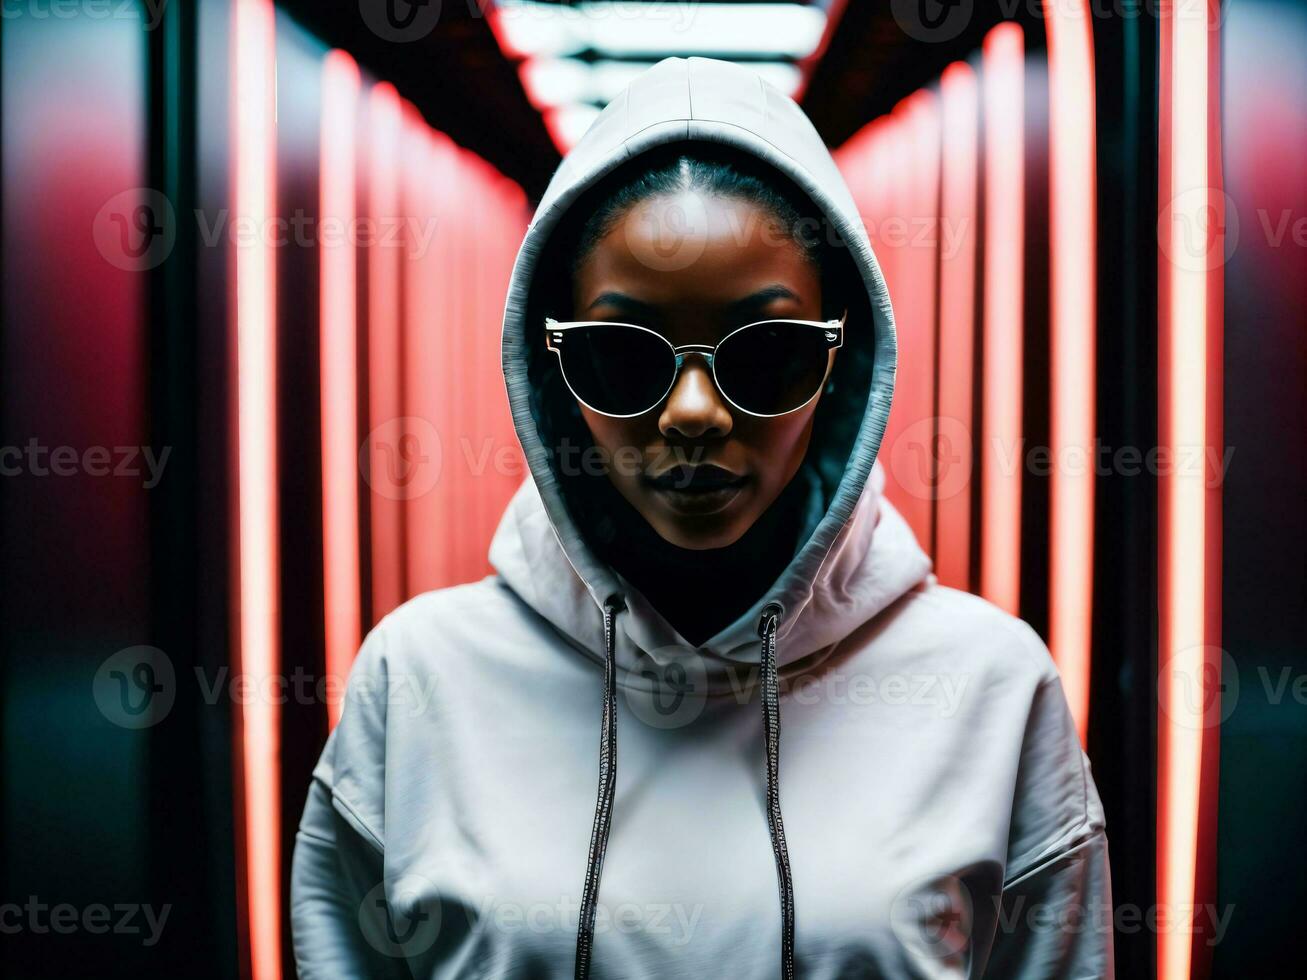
[544,310,847,419]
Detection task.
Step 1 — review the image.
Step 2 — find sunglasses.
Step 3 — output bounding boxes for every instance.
[544,311,846,419]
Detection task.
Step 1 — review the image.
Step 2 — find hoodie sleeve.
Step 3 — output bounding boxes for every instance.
[981,627,1115,979]
[290,623,410,979]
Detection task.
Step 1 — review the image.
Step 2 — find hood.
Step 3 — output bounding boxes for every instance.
[489,56,932,979]
[492,56,930,693]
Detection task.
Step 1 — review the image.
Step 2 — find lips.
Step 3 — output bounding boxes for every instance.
[645,463,748,492]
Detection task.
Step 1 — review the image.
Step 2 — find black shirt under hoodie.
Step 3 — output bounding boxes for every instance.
[586,461,819,647]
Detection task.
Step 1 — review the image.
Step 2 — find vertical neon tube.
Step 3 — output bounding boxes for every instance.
[366,83,405,619]
[401,113,446,594]
[319,51,361,728]
[935,62,979,591]
[1044,0,1097,744]
[979,23,1025,616]
[881,91,940,556]
[1159,2,1221,977]
[231,0,281,977]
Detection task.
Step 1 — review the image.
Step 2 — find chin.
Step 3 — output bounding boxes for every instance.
[644,510,752,551]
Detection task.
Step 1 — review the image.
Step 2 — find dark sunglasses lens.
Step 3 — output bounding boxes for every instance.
[714,321,831,415]
[558,325,674,416]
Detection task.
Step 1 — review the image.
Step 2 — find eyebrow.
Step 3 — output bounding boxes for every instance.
[584,284,803,317]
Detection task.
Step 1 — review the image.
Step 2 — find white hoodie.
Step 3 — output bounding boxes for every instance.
[291,57,1113,979]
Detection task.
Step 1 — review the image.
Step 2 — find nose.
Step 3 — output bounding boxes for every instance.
[658,356,733,440]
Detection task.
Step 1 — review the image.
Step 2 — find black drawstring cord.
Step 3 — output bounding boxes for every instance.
[760,602,796,980]
[575,594,625,980]
[575,596,796,980]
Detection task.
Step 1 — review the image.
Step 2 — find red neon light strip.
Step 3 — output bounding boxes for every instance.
[366,82,406,620]
[231,0,281,977]
[1158,2,1223,977]
[319,51,362,728]
[446,147,472,577]
[935,62,979,591]
[879,91,940,556]
[401,114,448,594]
[979,22,1025,616]
[1044,0,1097,745]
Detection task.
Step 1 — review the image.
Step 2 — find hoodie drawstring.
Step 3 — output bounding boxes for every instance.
[575,598,796,980]
[759,601,796,980]
[576,595,624,980]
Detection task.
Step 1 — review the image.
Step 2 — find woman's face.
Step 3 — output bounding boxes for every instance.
[570,190,831,551]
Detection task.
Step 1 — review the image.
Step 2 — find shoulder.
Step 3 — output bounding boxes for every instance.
[889,584,1104,875]
[321,577,527,755]
[315,575,539,842]
[864,578,1061,694]
[846,580,1102,866]
[358,574,539,672]
[373,573,525,636]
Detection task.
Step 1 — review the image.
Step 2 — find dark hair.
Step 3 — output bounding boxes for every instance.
[569,147,831,293]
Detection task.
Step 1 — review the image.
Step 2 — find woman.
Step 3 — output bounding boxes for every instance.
[291,56,1113,978]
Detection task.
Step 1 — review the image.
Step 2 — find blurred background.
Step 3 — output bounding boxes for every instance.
[1,1,1303,977]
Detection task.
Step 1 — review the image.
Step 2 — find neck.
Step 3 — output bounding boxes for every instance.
[591,471,810,647]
